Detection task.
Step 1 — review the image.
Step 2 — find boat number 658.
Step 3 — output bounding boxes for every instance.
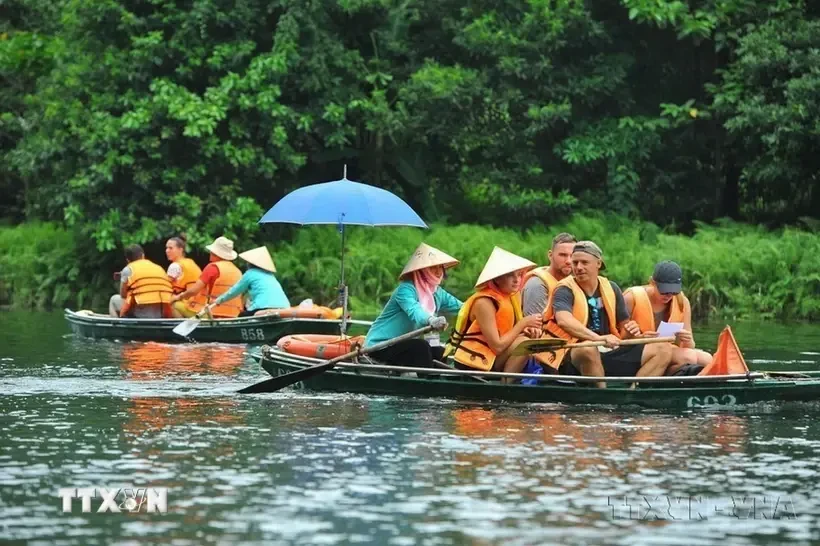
[686,394,737,408]
[240,328,265,341]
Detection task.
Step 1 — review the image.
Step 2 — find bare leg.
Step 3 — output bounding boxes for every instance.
[667,347,713,374]
[637,343,674,378]
[109,295,124,317]
[569,346,606,388]
[495,335,531,384]
[171,301,185,318]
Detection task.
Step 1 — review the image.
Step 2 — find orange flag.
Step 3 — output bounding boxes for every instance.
[698,326,750,376]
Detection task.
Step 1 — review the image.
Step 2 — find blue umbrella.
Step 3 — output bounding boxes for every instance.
[260,167,428,333]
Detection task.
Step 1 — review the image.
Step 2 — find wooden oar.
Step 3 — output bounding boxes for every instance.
[172,305,214,337]
[238,325,434,394]
[512,336,676,356]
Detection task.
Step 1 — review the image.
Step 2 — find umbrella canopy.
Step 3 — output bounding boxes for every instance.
[258,171,428,335]
[259,177,427,228]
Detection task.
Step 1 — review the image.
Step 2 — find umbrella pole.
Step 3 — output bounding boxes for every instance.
[339,224,348,337]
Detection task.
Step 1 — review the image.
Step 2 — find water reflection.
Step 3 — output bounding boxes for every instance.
[2,311,820,544]
[119,341,246,378]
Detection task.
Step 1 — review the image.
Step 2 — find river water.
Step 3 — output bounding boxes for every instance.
[1,310,820,545]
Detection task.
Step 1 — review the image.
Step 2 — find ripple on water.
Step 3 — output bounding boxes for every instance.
[2,312,820,544]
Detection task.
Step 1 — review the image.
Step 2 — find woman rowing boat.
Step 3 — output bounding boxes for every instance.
[363,243,462,369]
[208,246,291,317]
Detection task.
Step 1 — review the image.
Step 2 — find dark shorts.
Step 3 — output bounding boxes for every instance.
[600,345,644,376]
[562,345,645,377]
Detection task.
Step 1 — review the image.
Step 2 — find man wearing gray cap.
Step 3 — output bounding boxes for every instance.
[543,241,674,387]
[624,260,713,374]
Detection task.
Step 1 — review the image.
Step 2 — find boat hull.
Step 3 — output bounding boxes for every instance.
[254,349,820,410]
[65,309,370,343]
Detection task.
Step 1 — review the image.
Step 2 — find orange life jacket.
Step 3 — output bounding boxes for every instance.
[540,276,620,368]
[187,260,244,318]
[522,267,560,367]
[625,285,686,332]
[522,267,559,303]
[171,257,202,294]
[444,285,523,371]
[120,259,174,317]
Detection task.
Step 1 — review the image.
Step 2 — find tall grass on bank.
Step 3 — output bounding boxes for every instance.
[2,215,818,321]
[271,214,820,320]
[0,223,111,310]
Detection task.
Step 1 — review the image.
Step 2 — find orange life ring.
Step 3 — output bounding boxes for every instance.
[277,334,365,359]
[255,305,343,319]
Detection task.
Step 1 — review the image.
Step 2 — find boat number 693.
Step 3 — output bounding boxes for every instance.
[240,328,265,341]
[686,394,737,408]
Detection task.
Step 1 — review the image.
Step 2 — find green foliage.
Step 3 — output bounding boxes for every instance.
[709,8,820,222]
[1,0,819,304]
[0,223,111,309]
[3,217,818,321]
[270,214,820,320]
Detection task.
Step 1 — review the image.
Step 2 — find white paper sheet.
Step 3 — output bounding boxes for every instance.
[657,321,684,337]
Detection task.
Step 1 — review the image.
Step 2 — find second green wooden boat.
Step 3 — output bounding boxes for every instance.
[65,309,372,343]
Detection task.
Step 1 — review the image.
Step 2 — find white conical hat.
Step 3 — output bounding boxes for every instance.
[239,246,276,273]
[474,246,536,287]
[399,243,459,279]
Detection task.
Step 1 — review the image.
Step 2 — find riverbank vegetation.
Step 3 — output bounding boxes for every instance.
[2,215,818,320]
[1,1,818,319]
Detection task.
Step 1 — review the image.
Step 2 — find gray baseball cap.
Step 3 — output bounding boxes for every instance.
[653,261,683,294]
[572,241,606,271]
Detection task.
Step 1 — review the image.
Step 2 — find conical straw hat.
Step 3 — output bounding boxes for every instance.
[399,243,459,279]
[239,246,276,273]
[474,246,536,287]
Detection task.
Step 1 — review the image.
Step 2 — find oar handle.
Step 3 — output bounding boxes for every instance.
[237,325,435,394]
[329,325,435,364]
[566,336,676,349]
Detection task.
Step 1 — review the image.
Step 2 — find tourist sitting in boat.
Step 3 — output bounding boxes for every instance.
[169,236,244,319]
[109,244,174,318]
[165,234,202,305]
[205,246,290,317]
[543,241,674,388]
[522,232,577,315]
[522,232,577,371]
[444,246,543,380]
[624,260,712,375]
[364,243,462,369]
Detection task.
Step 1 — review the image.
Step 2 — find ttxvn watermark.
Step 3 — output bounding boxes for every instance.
[59,487,167,513]
[608,495,797,520]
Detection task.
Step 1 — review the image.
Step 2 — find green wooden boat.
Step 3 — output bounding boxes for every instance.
[252,346,820,410]
[64,309,372,343]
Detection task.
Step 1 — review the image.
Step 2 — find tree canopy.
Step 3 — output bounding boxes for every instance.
[1,0,818,252]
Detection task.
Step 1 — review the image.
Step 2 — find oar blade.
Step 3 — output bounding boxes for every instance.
[511,337,567,356]
[173,317,200,337]
[237,360,337,394]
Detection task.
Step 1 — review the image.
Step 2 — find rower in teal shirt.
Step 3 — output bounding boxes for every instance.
[365,281,463,346]
[365,243,463,369]
[212,246,290,316]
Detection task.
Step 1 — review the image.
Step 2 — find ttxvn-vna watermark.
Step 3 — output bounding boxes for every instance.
[59,487,167,513]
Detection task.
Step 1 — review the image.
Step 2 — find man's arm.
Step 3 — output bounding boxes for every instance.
[522,277,548,316]
[173,279,206,302]
[172,264,218,302]
[678,296,696,348]
[612,282,640,338]
[118,267,131,299]
[551,286,611,343]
